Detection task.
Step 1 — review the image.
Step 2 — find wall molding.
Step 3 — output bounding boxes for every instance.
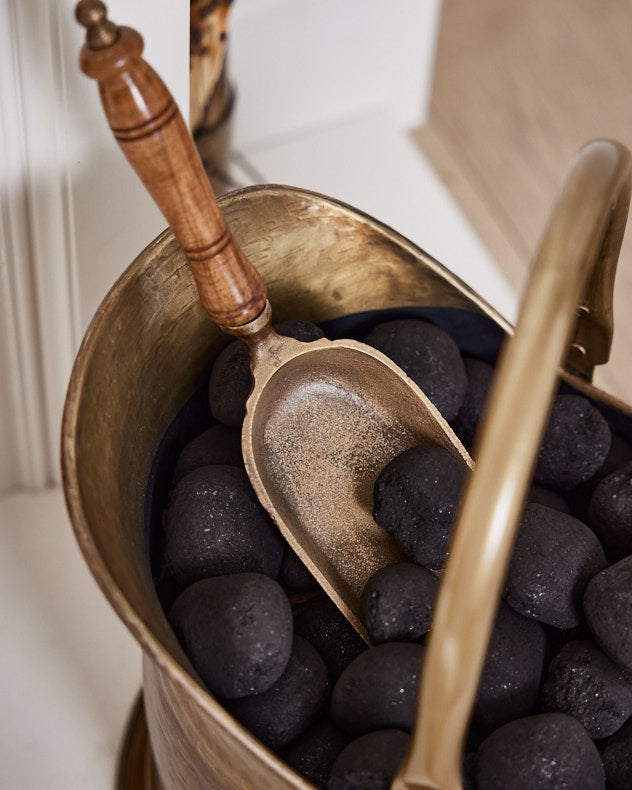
[0,1,80,489]
[0,0,188,493]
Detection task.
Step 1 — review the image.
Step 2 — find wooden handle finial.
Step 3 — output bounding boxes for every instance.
[75,1,266,327]
[75,0,118,49]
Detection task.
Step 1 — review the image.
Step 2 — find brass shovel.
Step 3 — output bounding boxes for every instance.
[75,0,472,640]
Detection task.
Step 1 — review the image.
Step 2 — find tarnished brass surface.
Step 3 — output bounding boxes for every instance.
[62,182,631,790]
[393,140,632,790]
[117,693,163,790]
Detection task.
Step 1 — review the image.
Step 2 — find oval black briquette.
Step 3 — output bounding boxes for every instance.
[168,573,293,699]
[173,424,243,483]
[565,433,632,523]
[208,319,325,427]
[278,545,319,593]
[450,356,494,451]
[294,598,367,683]
[539,640,632,739]
[503,503,607,628]
[474,601,547,730]
[331,642,423,736]
[360,562,438,644]
[364,318,467,422]
[373,443,467,569]
[164,465,284,587]
[588,461,632,561]
[584,555,632,674]
[326,729,409,790]
[527,483,570,514]
[280,717,349,789]
[475,713,605,789]
[208,339,251,427]
[534,394,611,491]
[223,636,330,751]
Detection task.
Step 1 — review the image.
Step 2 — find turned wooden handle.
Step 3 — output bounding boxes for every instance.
[76,1,266,327]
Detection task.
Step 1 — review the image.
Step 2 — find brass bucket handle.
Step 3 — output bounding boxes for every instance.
[394,139,632,790]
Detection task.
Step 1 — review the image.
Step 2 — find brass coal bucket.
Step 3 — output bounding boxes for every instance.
[62,178,632,789]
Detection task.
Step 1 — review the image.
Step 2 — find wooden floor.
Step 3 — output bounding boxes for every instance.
[414,0,632,403]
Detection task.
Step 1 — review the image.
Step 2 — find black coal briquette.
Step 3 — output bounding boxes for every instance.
[527,483,570,514]
[373,443,467,569]
[534,394,611,492]
[584,555,632,674]
[566,432,632,523]
[474,601,547,730]
[475,712,605,789]
[273,319,327,343]
[326,729,409,790]
[165,465,284,587]
[208,339,251,427]
[294,598,367,682]
[173,424,243,483]
[364,318,467,422]
[208,319,325,427]
[503,503,607,628]
[278,545,319,593]
[450,356,494,451]
[331,642,424,736]
[588,460,632,561]
[280,717,349,789]
[600,716,632,790]
[360,562,438,644]
[539,639,632,739]
[223,636,330,751]
[168,573,293,699]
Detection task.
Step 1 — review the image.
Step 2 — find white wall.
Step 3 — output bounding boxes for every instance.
[228,0,441,148]
[0,0,440,492]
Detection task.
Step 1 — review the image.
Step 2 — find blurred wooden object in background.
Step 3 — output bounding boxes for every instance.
[190,0,234,194]
[415,0,632,401]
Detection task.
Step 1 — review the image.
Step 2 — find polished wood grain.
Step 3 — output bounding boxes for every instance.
[415,0,632,402]
[76,2,265,327]
[189,0,232,134]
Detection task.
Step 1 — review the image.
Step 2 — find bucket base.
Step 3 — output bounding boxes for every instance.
[118,692,163,790]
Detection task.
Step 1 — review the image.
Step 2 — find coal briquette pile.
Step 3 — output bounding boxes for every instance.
[151,312,632,789]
